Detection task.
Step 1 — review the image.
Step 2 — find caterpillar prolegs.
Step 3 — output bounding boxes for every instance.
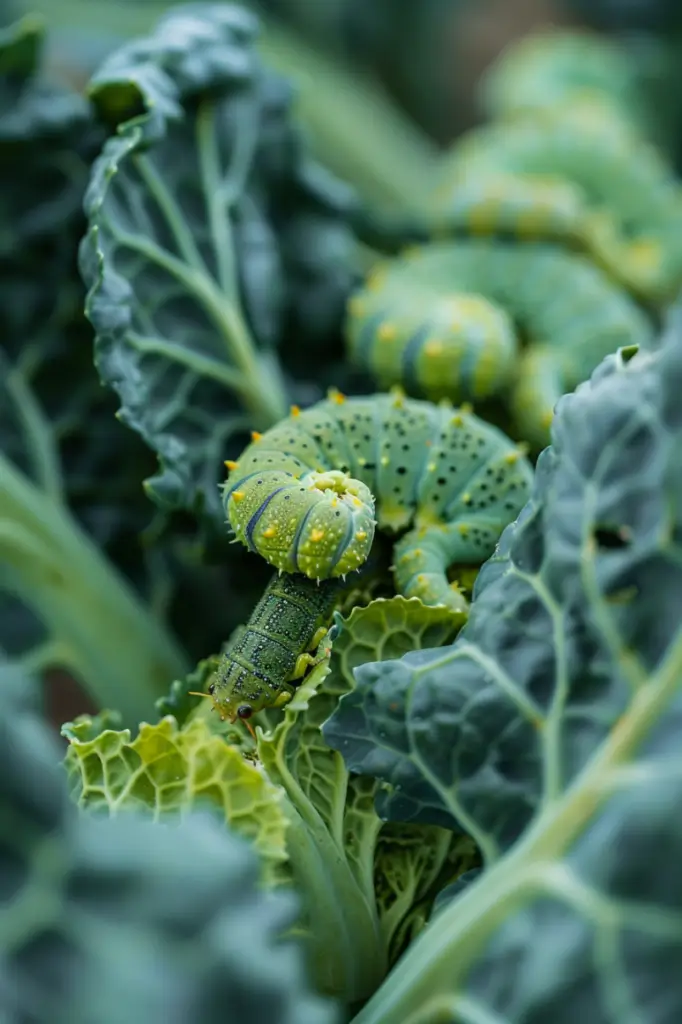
[345,241,654,447]
[205,571,340,725]
[222,391,534,614]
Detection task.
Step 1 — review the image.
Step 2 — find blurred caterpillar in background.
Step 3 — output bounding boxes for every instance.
[222,389,534,613]
[345,241,654,447]
[343,29,674,450]
[354,30,682,307]
[479,29,647,128]
[353,31,682,306]
[422,29,682,307]
[431,102,682,306]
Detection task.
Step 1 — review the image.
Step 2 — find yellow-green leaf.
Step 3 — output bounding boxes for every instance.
[62,714,289,885]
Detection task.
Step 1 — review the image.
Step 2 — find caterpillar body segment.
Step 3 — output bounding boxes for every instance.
[392,428,533,609]
[436,107,682,303]
[208,571,340,723]
[428,173,586,249]
[345,241,654,443]
[509,346,565,450]
[224,392,535,612]
[348,277,517,404]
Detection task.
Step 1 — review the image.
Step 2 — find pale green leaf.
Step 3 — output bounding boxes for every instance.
[62,713,289,885]
[256,596,466,996]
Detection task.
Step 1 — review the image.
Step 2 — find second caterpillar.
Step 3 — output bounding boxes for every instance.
[345,240,654,447]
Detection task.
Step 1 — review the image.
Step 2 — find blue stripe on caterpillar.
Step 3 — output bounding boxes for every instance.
[345,240,654,446]
[222,389,534,613]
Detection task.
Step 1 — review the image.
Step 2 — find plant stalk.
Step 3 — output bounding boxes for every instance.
[0,451,188,725]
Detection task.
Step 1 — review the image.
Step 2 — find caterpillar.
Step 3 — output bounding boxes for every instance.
[353,32,682,306]
[222,389,534,613]
[345,240,654,446]
[479,29,646,128]
[431,103,682,305]
[198,571,339,727]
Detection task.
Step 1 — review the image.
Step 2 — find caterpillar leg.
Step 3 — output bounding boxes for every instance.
[290,652,319,681]
[290,626,334,683]
[393,520,507,614]
[272,689,294,710]
[309,626,330,651]
[510,345,564,451]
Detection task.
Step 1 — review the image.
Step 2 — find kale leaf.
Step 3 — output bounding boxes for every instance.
[326,326,682,1023]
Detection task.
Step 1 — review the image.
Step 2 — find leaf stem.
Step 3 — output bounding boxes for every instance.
[126,332,249,393]
[4,361,63,505]
[262,731,386,1004]
[116,231,288,429]
[196,96,257,297]
[350,623,682,1024]
[0,450,188,725]
[134,153,211,276]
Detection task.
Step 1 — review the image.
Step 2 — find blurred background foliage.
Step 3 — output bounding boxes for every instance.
[14,0,682,164]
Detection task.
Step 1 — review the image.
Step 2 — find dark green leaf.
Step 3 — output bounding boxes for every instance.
[330,332,682,1024]
[326,333,681,844]
[80,3,356,523]
[0,16,188,714]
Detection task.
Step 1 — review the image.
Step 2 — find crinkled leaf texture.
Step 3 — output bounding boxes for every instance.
[60,595,473,1007]
[254,596,472,1001]
[0,663,338,1024]
[326,330,682,1024]
[61,714,290,886]
[80,3,355,522]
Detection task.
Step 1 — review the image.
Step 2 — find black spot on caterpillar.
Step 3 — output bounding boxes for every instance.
[202,571,339,724]
[345,240,654,446]
[222,390,534,612]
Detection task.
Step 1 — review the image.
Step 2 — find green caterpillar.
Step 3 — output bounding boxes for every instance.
[353,33,682,309]
[202,571,339,726]
[345,240,654,445]
[222,390,534,613]
[479,29,646,128]
[431,102,682,305]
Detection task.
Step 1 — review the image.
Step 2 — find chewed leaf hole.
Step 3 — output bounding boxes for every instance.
[593,524,632,550]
